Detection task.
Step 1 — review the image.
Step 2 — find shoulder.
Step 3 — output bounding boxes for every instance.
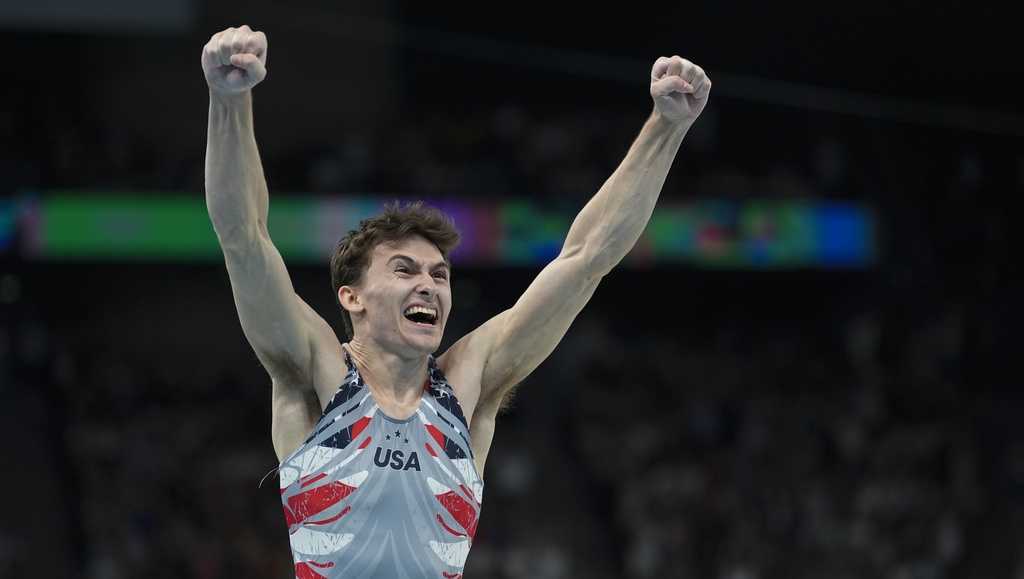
[307,318,346,411]
[437,320,511,476]
[436,310,510,423]
[441,310,510,367]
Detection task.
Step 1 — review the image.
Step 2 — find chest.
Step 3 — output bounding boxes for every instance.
[280,400,485,519]
[310,352,482,424]
[364,415,433,474]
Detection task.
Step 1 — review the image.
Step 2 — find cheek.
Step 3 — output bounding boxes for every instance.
[363,286,396,318]
[366,278,399,301]
[442,291,453,319]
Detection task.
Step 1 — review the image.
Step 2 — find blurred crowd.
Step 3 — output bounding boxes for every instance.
[563,310,980,579]
[1,76,880,205]
[2,261,1019,579]
[1,74,1021,579]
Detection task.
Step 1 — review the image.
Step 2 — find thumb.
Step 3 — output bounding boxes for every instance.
[651,75,693,98]
[230,53,267,79]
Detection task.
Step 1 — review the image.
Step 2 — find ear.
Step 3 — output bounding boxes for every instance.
[338,285,364,315]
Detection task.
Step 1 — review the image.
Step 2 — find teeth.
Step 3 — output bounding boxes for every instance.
[403,306,437,318]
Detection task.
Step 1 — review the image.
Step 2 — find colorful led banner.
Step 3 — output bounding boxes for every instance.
[5,193,875,268]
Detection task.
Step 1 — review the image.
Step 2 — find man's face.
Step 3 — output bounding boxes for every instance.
[344,235,452,355]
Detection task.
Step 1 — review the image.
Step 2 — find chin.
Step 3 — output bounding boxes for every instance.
[402,329,443,353]
[415,334,443,352]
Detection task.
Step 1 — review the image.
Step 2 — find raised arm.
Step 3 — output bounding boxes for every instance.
[202,26,338,392]
[461,56,711,409]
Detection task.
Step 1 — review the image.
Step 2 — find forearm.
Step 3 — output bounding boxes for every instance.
[204,90,270,243]
[563,111,690,275]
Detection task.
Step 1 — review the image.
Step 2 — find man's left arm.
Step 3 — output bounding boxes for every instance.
[468,56,712,407]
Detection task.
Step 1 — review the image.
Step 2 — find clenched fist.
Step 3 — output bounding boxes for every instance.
[201,25,268,96]
[650,56,711,125]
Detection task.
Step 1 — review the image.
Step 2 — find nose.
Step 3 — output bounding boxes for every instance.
[415,273,436,298]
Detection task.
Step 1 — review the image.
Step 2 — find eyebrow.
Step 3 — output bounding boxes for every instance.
[386,254,449,270]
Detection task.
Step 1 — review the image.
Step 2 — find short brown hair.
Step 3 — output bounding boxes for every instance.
[330,201,461,340]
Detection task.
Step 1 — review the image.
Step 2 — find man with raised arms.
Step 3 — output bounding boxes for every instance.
[201,24,710,578]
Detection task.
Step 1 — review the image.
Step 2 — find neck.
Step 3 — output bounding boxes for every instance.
[344,337,429,407]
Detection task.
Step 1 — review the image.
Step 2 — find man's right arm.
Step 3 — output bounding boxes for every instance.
[203,26,336,389]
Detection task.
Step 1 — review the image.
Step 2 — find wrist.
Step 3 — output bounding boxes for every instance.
[648,109,692,137]
[209,89,252,107]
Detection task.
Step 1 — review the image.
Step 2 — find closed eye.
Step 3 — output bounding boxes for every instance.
[432,271,448,280]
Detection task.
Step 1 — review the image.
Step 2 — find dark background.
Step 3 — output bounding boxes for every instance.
[1,1,1020,578]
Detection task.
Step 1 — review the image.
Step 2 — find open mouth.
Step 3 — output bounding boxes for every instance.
[403,305,438,326]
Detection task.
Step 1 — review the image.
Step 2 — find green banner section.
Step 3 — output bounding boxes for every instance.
[39,194,222,260]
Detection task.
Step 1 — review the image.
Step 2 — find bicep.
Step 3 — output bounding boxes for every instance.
[479,251,600,402]
[221,231,329,383]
